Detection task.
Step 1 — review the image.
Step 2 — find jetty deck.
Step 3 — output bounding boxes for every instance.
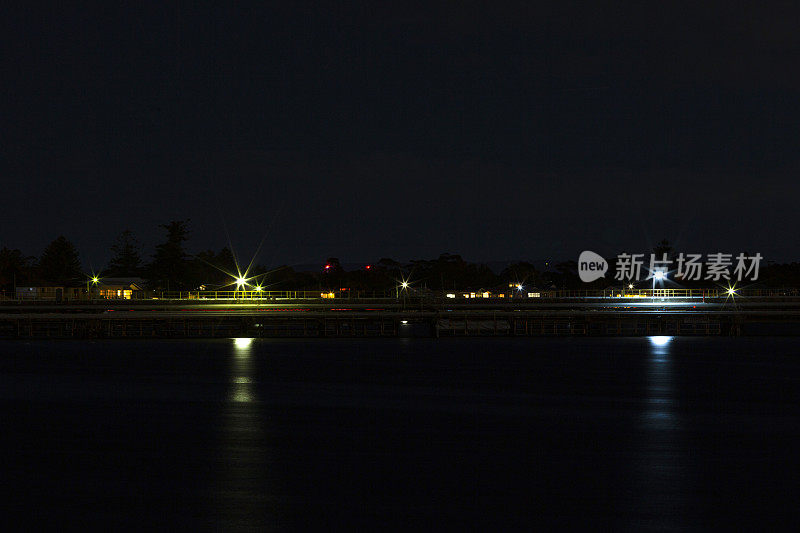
[3,292,800,338]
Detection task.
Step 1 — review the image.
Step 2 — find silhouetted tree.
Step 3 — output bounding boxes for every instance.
[403,253,500,291]
[39,236,82,285]
[652,239,675,260]
[191,247,238,288]
[147,220,191,290]
[0,247,36,290]
[501,261,539,288]
[322,257,344,289]
[260,266,317,290]
[106,229,143,276]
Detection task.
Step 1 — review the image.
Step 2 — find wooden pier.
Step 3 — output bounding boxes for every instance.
[3,297,800,338]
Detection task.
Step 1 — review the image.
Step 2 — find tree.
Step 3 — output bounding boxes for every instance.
[106,229,143,276]
[501,261,539,288]
[653,239,675,260]
[39,236,82,285]
[0,247,35,290]
[147,220,191,290]
[191,247,238,288]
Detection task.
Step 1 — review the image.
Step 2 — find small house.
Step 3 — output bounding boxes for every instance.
[95,277,146,299]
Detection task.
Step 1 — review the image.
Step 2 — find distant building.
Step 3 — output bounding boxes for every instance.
[95,277,146,299]
[16,285,83,301]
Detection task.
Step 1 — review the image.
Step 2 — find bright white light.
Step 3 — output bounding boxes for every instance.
[255,285,262,292]
[648,336,672,347]
[91,277,99,283]
[234,337,253,348]
[401,281,409,289]
[401,320,408,324]
[727,288,736,295]
[628,284,634,289]
[654,271,664,280]
[235,277,246,287]
[516,284,523,290]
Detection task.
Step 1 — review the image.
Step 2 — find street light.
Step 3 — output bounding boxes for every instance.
[87,275,99,299]
[396,279,410,299]
[652,270,665,299]
[234,276,247,299]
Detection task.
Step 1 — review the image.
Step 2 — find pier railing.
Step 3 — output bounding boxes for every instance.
[2,287,800,302]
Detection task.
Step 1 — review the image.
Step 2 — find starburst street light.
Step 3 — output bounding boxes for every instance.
[395,276,412,298]
[235,277,246,288]
[86,273,100,299]
[651,270,666,299]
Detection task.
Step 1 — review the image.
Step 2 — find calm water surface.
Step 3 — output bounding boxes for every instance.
[2,337,799,530]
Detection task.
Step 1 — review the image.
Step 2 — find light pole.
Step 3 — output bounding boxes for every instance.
[652,271,664,300]
[87,276,99,300]
[397,280,409,302]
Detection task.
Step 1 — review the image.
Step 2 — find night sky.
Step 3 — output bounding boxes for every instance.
[4,3,800,268]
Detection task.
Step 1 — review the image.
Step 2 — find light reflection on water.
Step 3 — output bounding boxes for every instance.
[211,338,271,527]
[234,337,253,349]
[648,335,673,348]
[627,335,692,529]
[231,338,256,402]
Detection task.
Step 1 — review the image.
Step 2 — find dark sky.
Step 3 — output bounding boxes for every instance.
[4,3,800,268]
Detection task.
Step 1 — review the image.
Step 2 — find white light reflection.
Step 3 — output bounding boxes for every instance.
[211,337,269,523]
[649,335,673,347]
[231,338,255,402]
[628,333,691,527]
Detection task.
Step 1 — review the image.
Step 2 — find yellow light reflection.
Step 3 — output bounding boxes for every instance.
[234,337,253,349]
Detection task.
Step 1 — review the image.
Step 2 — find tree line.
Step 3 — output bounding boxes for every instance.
[2,226,800,292]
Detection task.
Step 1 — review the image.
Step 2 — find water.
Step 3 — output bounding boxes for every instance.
[2,337,799,530]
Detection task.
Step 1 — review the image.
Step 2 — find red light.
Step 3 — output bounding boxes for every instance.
[324,264,331,269]
[365,265,371,270]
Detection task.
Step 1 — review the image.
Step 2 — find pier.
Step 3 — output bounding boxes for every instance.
[3,289,800,338]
